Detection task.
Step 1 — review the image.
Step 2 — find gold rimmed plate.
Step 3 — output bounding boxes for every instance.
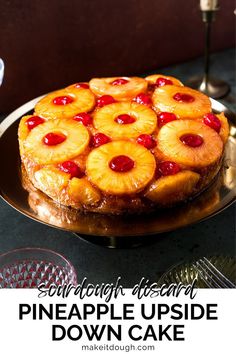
[0,97,235,237]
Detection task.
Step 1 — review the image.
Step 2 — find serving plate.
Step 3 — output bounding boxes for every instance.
[0,96,235,238]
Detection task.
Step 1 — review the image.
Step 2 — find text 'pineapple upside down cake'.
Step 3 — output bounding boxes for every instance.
[18,74,229,214]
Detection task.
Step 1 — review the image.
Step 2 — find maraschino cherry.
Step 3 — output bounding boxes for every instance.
[157,161,181,177]
[111,78,129,85]
[73,112,92,126]
[97,95,116,108]
[53,96,74,105]
[180,134,203,147]
[203,113,221,133]
[134,93,152,106]
[109,155,134,172]
[91,133,111,147]
[26,116,45,130]
[43,132,66,146]
[59,161,84,178]
[75,83,89,89]
[155,77,173,87]
[173,93,195,103]
[115,114,136,124]
[158,112,177,128]
[137,134,157,149]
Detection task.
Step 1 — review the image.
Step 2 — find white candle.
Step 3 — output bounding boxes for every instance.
[200,0,219,11]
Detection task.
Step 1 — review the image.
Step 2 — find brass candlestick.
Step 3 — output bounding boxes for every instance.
[186,1,230,99]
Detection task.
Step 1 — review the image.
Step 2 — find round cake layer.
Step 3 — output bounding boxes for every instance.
[18,75,229,215]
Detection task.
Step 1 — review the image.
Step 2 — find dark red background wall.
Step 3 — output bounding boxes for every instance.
[0,0,235,113]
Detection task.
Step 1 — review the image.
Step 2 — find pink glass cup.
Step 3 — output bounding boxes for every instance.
[0,248,77,288]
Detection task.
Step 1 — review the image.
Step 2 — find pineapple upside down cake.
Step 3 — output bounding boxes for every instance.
[18,75,229,214]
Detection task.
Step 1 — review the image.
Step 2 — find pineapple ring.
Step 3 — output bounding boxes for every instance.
[18,115,46,153]
[68,177,101,206]
[24,119,90,165]
[93,102,157,139]
[89,77,148,101]
[157,120,223,168]
[86,141,156,195]
[18,115,31,141]
[216,112,230,144]
[35,86,96,119]
[145,74,183,87]
[152,85,211,119]
[34,166,70,200]
[145,170,200,204]
[18,115,32,155]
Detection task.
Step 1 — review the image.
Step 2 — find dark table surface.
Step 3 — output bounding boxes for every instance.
[0,48,235,287]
